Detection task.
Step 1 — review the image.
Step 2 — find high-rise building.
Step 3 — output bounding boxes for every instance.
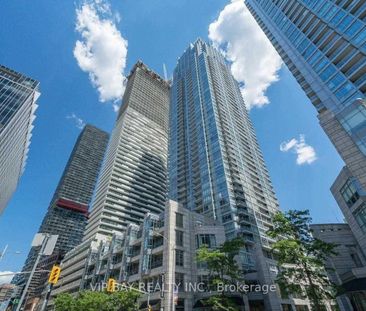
[0,65,40,214]
[48,62,170,304]
[14,124,109,301]
[245,0,366,193]
[38,124,109,253]
[83,61,170,241]
[169,39,293,310]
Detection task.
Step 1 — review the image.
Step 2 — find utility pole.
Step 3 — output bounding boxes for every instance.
[15,235,50,311]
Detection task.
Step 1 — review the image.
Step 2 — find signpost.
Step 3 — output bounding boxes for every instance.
[15,233,58,311]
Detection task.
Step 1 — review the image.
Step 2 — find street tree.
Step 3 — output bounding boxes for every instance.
[197,237,246,311]
[267,210,338,311]
[54,289,140,311]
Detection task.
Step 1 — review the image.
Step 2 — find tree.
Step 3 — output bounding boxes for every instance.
[267,210,337,311]
[54,289,140,311]
[196,237,245,311]
[54,293,77,311]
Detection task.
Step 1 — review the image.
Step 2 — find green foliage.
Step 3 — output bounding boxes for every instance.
[54,289,140,311]
[54,293,76,311]
[197,237,245,311]
[267,210,338,311]
[206,296,241,311]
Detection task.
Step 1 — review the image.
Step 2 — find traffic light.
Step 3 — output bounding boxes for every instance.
[148,305,152,311]
[48,265,61,284]
[107,278,116,292]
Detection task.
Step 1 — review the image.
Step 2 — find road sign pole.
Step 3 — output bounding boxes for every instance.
[39,283,53,311]
[16,234,50,311]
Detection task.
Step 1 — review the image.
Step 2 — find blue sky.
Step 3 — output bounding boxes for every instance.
[0,0,345,275]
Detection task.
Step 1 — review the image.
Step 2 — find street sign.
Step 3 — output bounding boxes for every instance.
[31,234,45,247]
[31,233,58,255]
[43,235,58,256]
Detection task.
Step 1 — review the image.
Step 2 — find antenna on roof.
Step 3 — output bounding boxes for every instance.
[163,63,168,81]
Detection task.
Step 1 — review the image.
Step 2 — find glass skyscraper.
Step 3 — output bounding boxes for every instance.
[83,61,170,241]
[14,124,109,301]
[50,62,170,300]
[245,0,366,192]
[0,65,40,214]
[169,39,285,310]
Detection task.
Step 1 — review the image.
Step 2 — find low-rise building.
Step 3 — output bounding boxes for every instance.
[0,284,16,303]
[50,201,228,310]
[311,223,366,311]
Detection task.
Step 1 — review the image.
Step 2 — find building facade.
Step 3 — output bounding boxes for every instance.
[83,61,170,241]
[0,65,40,214]
[50,201,227,311]
[326,166,366,310]
[245,0,366,193]
[14,124,109,305]
[331,166,366,257]
[169,39,293,310]
[0,284,16,303]
[311,223,366,311]
[48,61,171,308]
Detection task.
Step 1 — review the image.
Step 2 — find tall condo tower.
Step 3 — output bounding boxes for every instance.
[0,65,40,214]
[83,61,170,241]
[15,124,109,299]
[50,62,170,298]
[169,39,283,310]
[245,0,366,193]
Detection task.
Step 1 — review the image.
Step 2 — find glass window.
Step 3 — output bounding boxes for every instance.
[345,20,363,38]
[308,50,322,66]
[335,82,353,100]
[340,178,360,207]
[295,304,309,311]
[319,1,331,17]
[330,10,346,26]
[324,6,338,21]
[338,15,353,32]
[176,213,184,228]
[327,73,345,90]
[175,273,185,291]
[176,230,184,247]
[302,44,315,60]
[319,64,336,81]
[282,305,292,311]
[340,104,366,133]
[151,253,163,269]
[176,249,184,266]
[196,234,217,248]
[354,28,366,46]
[314,58,329,73]
[354,204,366,233]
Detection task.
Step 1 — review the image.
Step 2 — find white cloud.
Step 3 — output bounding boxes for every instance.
[0,271,14,285]
[74,0,128,103]
[280,135,317,165]
[66,113,86,129]
[112,104,119,113]
[209,0,282,109]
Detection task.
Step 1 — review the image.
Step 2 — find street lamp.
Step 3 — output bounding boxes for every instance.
[0,245,21,262]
